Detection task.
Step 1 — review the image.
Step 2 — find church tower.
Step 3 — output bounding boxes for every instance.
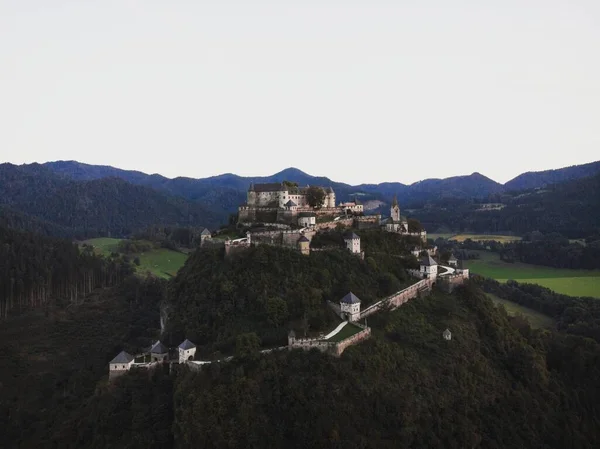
[391,195,400,222]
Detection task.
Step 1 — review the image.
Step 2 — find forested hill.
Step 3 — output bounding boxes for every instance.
[18,282,600,448]
[42,159,600,209]
[0,163,220,238]
[165,233,418,355]
[0,225,133,319]
[412,172,600,237]
[505,159,600,191]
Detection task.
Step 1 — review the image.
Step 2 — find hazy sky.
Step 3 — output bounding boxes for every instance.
[1,1,599,185]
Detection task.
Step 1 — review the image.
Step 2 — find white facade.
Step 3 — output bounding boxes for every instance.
[178,339,197,362]
[298,215,316,227]
[247,184,335,209]
[420,256,438,280]
[178,347,196,362]
[339,292,361,321]
[109,360,134,372]
[344,234,361,254]
[340,301,361,321]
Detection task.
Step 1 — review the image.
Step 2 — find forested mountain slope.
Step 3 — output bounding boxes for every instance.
[505,160,600,191]
[165,233,417,355]
[21,282,600,449]
[0,225,132,318]
[43,159,600,211]
[0,163,220,237]
[413,173,600,237]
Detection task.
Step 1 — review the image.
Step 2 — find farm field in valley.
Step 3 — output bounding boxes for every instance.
[429,234,522,243]
[466,251,600,298]
[486,294,554,329]
[81,238,188,279]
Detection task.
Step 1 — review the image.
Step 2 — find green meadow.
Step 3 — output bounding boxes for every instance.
[486,294,554,329]
[467,251,600,298]
[81,238,188,279]
[429,234,521,243]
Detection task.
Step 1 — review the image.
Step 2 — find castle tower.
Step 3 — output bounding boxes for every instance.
[297,235,310,255]
[326,186,336,207]
[247,183,257,206]
[288,329,296,346]
[343,231,361,254]
[178,339,197,362]
[339,292,361,321]
[109,351,134,380]
[150,341,169,362]
[391,195,400,222]
[420,255,438,280]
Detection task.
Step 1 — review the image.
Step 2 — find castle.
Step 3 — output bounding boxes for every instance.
[238,182,363,224]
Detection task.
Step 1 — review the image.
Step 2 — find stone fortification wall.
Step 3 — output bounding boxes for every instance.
[359,279,433,319]
[438,270,469,293]
[288,324,372,356]
[314,218,354,231]
[249,229,316,248]
[355,215,381,230]
[334,326,371,356]
[239,222,291,230]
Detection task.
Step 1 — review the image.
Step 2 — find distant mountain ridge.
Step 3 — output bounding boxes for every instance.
[42,160,510,207]
[0,163,220,238]
[504,160,600,191]
[1,159,598,237]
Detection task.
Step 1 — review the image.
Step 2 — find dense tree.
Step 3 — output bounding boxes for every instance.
[305,186,326,208]
[0,226,133,319]
[165,241,412,355]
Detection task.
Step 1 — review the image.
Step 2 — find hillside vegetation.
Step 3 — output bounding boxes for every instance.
[27,282,600,449]
[0,163,219,238]
[166,238,415,355]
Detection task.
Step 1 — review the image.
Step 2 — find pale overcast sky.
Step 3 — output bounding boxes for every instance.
[1,0,599,185]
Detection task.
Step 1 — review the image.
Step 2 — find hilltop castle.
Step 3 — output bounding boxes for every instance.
[238,182,363,224]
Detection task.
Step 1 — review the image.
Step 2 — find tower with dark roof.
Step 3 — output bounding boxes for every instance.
[178,339,197,362]
[340,292,361,321]
[343,231,361,254]
[420,255,438,279]
[109,351,135,379]
[150,341,169,362]
[297,235,310,255]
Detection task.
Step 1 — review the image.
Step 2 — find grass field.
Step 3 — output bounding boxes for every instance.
[487,294,554,329]
[429,234,522,243]
[81,238,188,279]
[326,323,363,342]
[466,251,600,298]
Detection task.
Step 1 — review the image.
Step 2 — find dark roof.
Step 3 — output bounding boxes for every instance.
[110,351,134,364]
[326,186,334,193]
[288,329,296,338]
[391,195,399,207]
[421,255,438,266]
[200,228,211,236]
[298,235,310,243]
[340,292,361,304]
[178,339,196,350]
[150,341,168,354]
[253,183,283,192]
[344,231,359,240]
[298,212,316,218]
[448,254,457,261]
[285,200,297,207]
